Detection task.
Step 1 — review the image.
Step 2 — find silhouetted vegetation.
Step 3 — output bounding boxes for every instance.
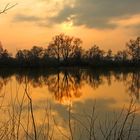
[0,34,140,68]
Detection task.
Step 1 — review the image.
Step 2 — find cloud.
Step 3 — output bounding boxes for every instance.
[12,0,73,25]
[48,0,140,29]
[14,14,43,22]
[13,14,51,27]
[13,0,140,29]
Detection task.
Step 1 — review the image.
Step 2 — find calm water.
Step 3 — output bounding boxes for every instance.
[0,68,139,140]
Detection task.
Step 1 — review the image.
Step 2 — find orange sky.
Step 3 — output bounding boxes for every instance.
[0,0,140,54]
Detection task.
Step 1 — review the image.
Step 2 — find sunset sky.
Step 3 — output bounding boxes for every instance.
[0,0,140,54]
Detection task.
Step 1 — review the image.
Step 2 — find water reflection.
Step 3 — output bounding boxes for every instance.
[125,71,140,99]
[46,69,83,103]
[0,68,139,140]
[0,68,139,101]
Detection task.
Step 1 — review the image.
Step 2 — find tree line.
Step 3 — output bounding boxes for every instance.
[0,34,140,68]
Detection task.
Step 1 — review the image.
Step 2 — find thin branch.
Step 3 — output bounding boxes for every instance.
[0,3,17,14]
[24,76,37,140]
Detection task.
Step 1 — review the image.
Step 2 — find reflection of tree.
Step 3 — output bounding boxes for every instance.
[113,71,128,82]
[47,69,83,103]
[82,70,106,89]
[12,69,140,101]
[125,71,140,99]
[16,75,44,88]
[15,70,50,88]
[0,77,11,98]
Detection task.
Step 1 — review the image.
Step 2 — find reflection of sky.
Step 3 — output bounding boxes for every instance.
[0,70,139,139]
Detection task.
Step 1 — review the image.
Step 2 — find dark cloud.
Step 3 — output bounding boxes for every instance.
[13,0,140,29]
[13,14,50,27]
[49,0,140,29]
[14,14,43,22]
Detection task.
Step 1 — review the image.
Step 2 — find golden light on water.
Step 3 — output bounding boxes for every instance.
[0,70,139,139]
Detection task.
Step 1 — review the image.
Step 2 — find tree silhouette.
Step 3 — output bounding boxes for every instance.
[47,34,63,63]
[0,42,12,66]
[85,45,104,66]
[115,50,128,62]
[126,37,140,62]
[71,42,83,65]
[30,46,43,58]
[47,34,83,65]
[105,49,113,61]
[0,34,139,67]
[16,49,31,67]
[29,46,43,66]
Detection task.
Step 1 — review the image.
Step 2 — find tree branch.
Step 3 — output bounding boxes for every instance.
[0,3,17,14]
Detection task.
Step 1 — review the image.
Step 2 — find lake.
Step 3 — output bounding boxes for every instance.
[0,68,139,140]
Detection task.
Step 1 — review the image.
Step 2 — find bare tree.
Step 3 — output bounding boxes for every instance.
[115,50,128,62]
[86,45,105,61]
[47,34,82,63]
[126,37,140,61]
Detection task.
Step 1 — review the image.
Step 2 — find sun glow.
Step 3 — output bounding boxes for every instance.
[61,21,73,30]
